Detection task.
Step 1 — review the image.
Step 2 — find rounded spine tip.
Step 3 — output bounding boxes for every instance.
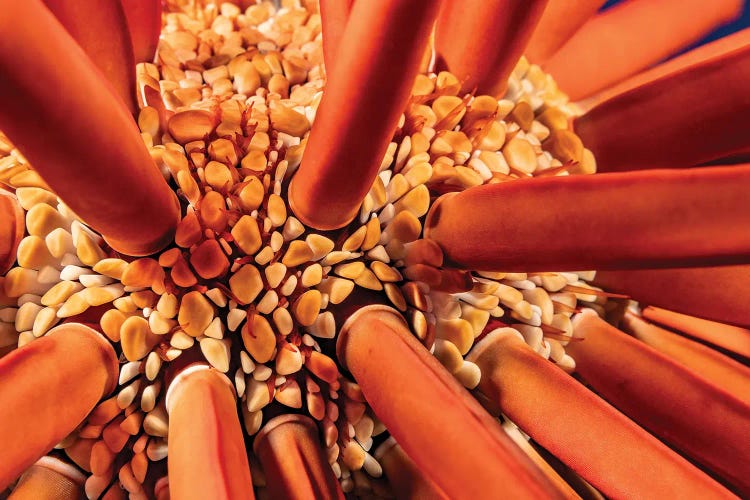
[287,176,357,231]
[103,190,181,257]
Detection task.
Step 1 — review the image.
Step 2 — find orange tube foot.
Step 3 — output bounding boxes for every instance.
[166,365,254,500]
[0,0,179,256]
[0,323,118,490]
[337,305,560,499]
[569,311,750,494]
[434,0,549,97]
[253,414,344,500]
[8,457,86,500]
[424,165,750,271]
[467,328,735,499]
[289,0,439,230]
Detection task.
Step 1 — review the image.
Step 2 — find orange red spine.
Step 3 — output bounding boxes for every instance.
[569,311,750,494]
[425,165,750,271]
[166,365,255,500]
[337,305,560,499]
[525,0,607,63]
[253,414,344,500]
[0,324,118,490]
[573,40,750,170]
[544,0,743,100]
[0,190,24,274]
[42,0,138,113]
[594,266,750,329]
[0,0,180,256]
[289,0,440,229]
[435,0,549,97]
[468,328,736,499]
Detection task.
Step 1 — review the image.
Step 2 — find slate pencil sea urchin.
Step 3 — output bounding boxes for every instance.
[0,0,749,498]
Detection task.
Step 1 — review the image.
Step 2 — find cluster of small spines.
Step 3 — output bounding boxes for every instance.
[0,174,167,497]
[0,189,116,342]
[355,63,602,386]
[0,0,608,497]
[0,2,327,497]
[137,1,395,493]
[0,139,56,350]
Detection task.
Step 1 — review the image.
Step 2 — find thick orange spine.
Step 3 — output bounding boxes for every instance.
[425,165,750,271]
[289,0,440,229]
[0,324,118,489]
[319,0,352,73]
[573,40,750,171]
[253,414,344,500]
[525,0,607,64]
[166,365,255,500]
[435,0,549,97]
[0,190,24,274]
[42,0,138,113]
[120,0,162,64]
[543,0,743,100]
[642,306,750,359]
[8,457,86,500]
[584,27,750,108]
[337,305,561,499]
[594,266,750,329]
[468,328,736,499]
[0,0,180,256]
[569,311,750,494]
[374,438,449,500]
[622,312,750,405]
